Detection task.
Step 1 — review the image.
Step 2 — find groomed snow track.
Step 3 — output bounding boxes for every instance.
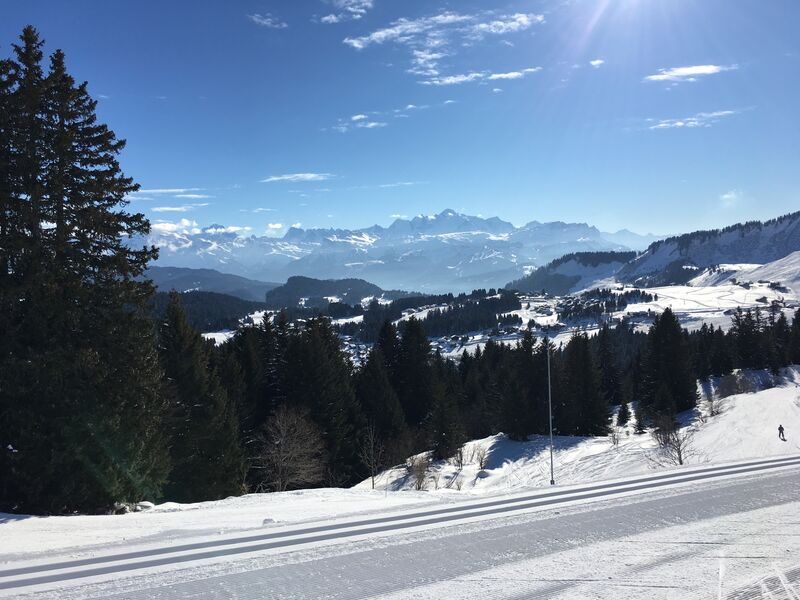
[2,454,799,596]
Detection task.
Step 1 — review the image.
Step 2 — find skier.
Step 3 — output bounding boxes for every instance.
[778,424,786,441]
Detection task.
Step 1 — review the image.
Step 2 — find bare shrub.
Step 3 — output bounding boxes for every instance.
[359,422,385,490]
[610,427,621,448]
[649,417,698,467]
[473,445,489,469]
[445,474,463,490]
[451,446,465,470]
[253,405,325,492]
[407,455,430,491]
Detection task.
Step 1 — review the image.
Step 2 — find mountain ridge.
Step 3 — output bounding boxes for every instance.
[145,209,660,293]
[618,210,800,286]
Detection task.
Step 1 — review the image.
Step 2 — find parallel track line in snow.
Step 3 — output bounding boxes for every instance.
[1,454,799,592]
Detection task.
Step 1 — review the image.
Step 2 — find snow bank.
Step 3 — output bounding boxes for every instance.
[0,488,443,558]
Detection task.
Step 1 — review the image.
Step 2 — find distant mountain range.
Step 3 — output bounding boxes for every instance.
[143,209,661,293]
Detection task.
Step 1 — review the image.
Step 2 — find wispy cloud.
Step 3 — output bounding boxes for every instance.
[343,11,544,82]
[261,173,335,183]
[644,64,738,83]
[174,193,212,199]
[344,12,472,51]
[320,0,374,24]
[267,222,284,229]
[421,67,541,86]
[648,109,739,130]
[356,121,387,129]
[241,207,277,213]
[330,100,454,133]
[589,59,605,68]
[137,188,204,195]
[720,189,743,208]
[471,13,544,37]
[379,181,422,188]
[247,13,288,29]
[488,67,541,80]
[204,225,253,234]
[151,203,210,213]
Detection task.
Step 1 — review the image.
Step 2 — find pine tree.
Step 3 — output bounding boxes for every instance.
[710,326,733,376]
[395,317,434,427]
[639,308,698,424]
[559,333,608,436]
[159,292,244,502]
[791,309,800,364]
[616,401,631,427]
[427,369,465,461]
[375,320,400,382]
[282,318,364,485]
[768,311,792,374]
[356,348,408,464]
[730,308,763,369]
[1,29,170,513]
[596,324,623,406]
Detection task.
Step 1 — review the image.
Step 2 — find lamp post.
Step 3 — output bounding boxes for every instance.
[547,338,555,486]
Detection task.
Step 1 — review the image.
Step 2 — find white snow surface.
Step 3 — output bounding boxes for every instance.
[0,489,442,558]
[689,251,800,292]
[376,499,800,600]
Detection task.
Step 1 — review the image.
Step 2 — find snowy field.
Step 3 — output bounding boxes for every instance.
[375,497,800,600]
[615,282,797,333]
[441,281,799,357]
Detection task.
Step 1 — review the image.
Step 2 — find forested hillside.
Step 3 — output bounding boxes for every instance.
[506,251,637,295]
[150,291,265,332]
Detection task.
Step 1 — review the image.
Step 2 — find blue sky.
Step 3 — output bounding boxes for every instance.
[3,0,799,237]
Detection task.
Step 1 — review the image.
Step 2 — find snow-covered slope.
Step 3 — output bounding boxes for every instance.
[618,211,800,286]
[360,367,800,495]
[145,210,657,293]
[689,251,800,292]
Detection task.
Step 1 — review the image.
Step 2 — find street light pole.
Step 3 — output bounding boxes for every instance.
[547,339,555,486]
